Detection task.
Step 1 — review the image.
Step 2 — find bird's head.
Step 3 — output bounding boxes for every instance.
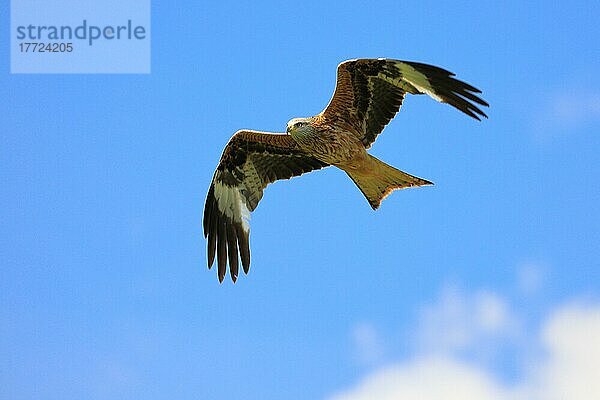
[286,117,312,135]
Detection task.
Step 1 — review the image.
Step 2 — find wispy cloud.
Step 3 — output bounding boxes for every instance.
[550,93,600,125]
[351,322,385,366]
[532,91,600,139]
[516,261,545,296]
[329,288,600,400]
[413,285,520,358]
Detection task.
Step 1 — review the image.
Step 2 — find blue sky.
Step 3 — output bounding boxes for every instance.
[2,1,599,399]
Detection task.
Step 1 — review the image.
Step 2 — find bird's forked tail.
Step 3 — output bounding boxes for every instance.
[345,154,432,210]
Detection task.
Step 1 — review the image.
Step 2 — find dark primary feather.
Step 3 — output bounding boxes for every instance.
[203,130,328,283]
[320,59,489,148]
[403,61,489,120]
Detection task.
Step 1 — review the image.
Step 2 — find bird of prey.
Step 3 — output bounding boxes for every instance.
[203,58,488,282]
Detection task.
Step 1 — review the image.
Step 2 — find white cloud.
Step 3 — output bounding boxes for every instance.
[329,297,600,400]
[329,356,516,400]
[533,303,600,400]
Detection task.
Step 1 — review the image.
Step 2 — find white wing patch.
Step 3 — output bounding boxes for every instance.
[214,180,251,233]
[379,62,444,103]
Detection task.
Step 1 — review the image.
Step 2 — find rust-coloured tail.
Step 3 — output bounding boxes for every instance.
[345,154,432,210]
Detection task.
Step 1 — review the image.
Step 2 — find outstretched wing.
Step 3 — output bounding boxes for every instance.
[320,59,489,148]
[203,130,328,283]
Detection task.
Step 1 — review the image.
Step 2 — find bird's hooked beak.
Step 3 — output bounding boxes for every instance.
[286,125,291,134]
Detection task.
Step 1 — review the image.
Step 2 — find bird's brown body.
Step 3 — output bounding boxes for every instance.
[289,117,367,169]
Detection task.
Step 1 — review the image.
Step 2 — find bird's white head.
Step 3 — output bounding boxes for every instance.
[286,117,312,135]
